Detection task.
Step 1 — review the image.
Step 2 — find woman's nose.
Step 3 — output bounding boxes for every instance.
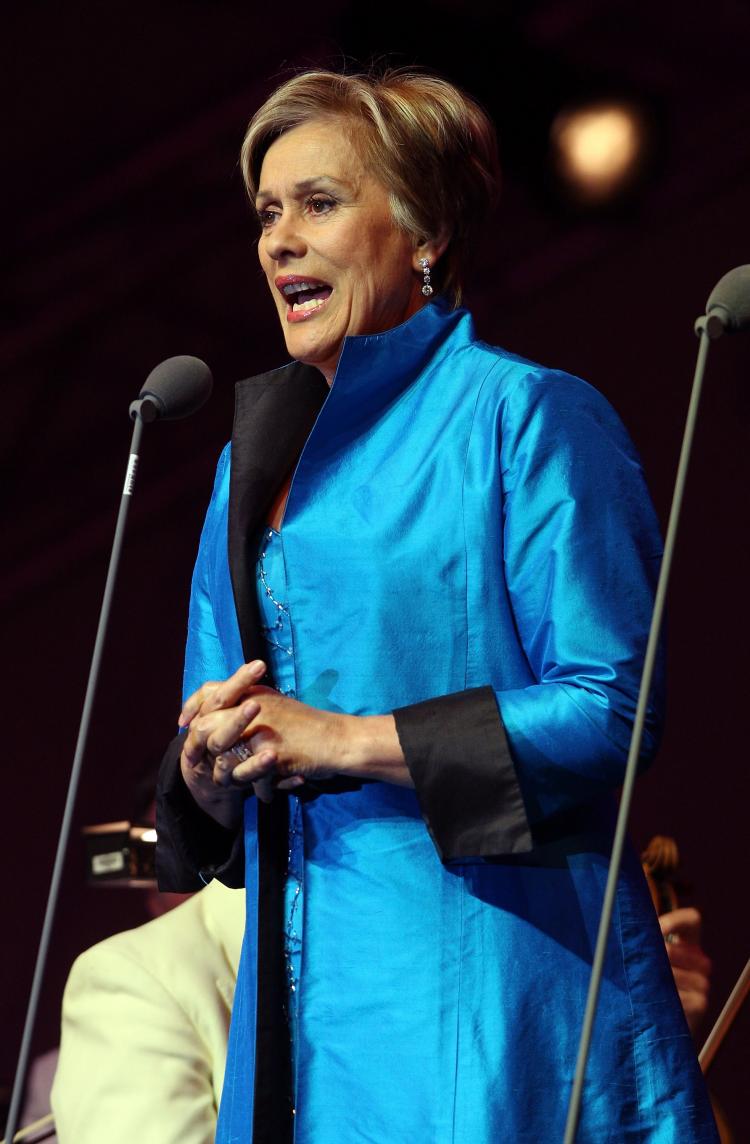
[264,213,306,260]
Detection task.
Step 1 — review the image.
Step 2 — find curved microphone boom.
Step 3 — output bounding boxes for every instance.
[4,357,212,1144]
[564,268,750,1143]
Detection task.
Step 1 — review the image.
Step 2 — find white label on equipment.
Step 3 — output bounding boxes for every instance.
[123,454,138,496]
[92,851,126,874]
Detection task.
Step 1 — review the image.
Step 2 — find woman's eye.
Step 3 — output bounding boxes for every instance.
[257,208,280,229]
[307,196,335,216]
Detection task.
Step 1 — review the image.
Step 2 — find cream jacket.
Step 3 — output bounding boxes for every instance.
[51,879,244,1144]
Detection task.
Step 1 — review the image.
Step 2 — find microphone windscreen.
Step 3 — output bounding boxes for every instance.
[139,355,213,419]
[706,265,750,334]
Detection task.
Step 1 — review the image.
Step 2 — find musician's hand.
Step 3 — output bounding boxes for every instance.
[660,907,712,1036]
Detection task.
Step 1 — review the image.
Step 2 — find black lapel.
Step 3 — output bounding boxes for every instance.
[228,359,330,665]
[253,793,293,1143]
[227,359,328,1144]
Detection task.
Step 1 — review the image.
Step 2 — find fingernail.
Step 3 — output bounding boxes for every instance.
[248,659,264,672]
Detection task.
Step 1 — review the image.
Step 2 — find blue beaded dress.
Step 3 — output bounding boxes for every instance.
[256,527,304,1085]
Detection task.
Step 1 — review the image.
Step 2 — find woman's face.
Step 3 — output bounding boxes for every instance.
[256,118,427,384]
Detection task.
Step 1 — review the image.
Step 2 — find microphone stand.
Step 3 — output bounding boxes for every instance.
[4,400,158,1144]
[562,317,719,1143]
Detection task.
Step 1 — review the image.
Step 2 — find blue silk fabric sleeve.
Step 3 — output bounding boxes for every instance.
[183,443,245,702]
[396,365,664,859]
[155,443,247,892]
[497,369,664,815]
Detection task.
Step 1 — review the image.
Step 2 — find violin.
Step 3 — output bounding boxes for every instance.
[641,833,682,917]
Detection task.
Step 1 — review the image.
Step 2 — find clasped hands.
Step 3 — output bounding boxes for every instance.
[178,660,345,819]
[178,660,408,827]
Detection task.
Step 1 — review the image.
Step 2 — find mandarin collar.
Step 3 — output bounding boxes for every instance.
[328,296,471,404]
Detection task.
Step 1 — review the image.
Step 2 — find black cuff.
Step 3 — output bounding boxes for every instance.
[393,686,533,862]
[155,734,245,890]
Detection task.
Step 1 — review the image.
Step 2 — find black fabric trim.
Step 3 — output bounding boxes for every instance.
[252,797,294,1143]
[393,686,534,861]
[155,734,245,891]
[229,362,330,665]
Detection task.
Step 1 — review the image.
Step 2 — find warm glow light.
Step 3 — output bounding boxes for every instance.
[140,828,158,843]
[551,102,647,202]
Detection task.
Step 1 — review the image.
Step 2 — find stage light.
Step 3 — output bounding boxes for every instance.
[550,100,649,204]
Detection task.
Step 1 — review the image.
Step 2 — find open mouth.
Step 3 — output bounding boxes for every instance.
[279,278,333,317]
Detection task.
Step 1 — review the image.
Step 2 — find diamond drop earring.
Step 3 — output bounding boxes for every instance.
[419,257,433,297]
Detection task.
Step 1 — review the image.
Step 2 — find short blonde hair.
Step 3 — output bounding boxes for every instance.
[240,69,500,306]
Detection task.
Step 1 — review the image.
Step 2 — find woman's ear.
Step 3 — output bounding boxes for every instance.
[411,231,450,273]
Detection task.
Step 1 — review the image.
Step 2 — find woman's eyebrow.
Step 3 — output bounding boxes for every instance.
[255,175,351,201]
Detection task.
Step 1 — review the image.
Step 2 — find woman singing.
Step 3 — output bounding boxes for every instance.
[156,69,718,1142]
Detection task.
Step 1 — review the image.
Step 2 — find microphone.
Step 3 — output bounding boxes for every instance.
[129,354,213,422]
[699,264,750,339]
[3,356,213,1144]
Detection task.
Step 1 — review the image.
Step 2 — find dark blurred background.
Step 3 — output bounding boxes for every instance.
[2,0,748,1135]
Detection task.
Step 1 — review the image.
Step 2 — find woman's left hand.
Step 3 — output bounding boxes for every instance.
[216,686,349,789]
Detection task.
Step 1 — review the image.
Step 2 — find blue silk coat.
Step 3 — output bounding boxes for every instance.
[179,300,717,1142]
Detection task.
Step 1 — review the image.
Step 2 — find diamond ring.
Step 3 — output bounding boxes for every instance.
[228,739,252,763]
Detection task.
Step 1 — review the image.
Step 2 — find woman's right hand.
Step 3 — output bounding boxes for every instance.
[180,697,267,828]
[179,661,276,827]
